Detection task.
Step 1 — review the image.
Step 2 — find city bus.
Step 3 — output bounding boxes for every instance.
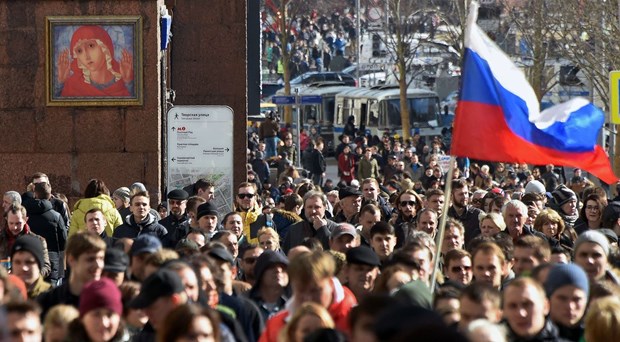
[333,85,444,139]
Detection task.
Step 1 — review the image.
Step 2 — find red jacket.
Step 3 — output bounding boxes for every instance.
[258,277,357,342]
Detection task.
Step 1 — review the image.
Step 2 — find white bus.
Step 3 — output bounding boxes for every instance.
[333,85,444,139]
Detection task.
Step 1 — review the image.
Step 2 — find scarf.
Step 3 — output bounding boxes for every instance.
[240,208,260,244]
[6,223,31,254]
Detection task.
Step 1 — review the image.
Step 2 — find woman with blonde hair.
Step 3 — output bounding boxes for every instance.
[257,227,282,253]
[584,296,620,342]
[44,305,79,342]
[479,212,506,238]
[279,302,335,342]
[533,209,573,250]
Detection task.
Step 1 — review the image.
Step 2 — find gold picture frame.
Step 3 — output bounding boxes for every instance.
[46,16,143,106]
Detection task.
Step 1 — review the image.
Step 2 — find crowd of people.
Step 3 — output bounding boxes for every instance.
[1,123,620,342]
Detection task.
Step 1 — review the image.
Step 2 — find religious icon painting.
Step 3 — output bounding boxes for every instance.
[46,16,143,106]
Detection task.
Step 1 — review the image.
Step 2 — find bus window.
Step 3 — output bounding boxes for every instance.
[324,98,335,124]
[336,103,344,125]
[409,97,438,124]
[386,99,402,126]
[368,101,379,127]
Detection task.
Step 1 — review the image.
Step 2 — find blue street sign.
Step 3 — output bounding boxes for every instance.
[271,95,296,105]
[300,95,322,104]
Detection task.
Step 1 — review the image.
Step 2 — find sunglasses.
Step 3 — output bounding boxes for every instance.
[237,193,255,199]
[400,200,416,207]
[450,266,472,273]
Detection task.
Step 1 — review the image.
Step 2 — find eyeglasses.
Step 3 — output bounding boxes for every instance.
[585,206,600,211]
[400,200,416,207]
[237,193,255,199]
[243,257,257,264]
[450,265,472,273]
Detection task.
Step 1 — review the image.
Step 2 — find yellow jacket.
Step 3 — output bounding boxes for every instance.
[68,194,123,237]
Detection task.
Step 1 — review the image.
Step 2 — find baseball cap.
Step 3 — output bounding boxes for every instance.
[129,234,162,257]
[331,223,358,240]
[207,247,235,265]
[129,269,185,308]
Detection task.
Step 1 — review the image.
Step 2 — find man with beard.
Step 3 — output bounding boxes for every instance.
[158,189,189,237]
[282,191,338,253]
[447,179,483,245]
[236,182,274,244]
[344,246,380,301]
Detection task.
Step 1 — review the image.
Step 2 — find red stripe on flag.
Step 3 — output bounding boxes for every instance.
[451,101,618,184]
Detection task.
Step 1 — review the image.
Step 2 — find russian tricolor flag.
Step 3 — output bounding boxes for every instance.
[451,2,618,184]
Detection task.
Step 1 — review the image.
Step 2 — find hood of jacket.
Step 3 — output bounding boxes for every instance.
[21,195,54,216]
[125,212,157,227]
[73,194,116,213]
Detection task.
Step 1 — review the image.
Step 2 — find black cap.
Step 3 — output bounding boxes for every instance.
[167,189,189,201]
[11,235,45,271]
[103,248,129,273]
[598,228,619,244]
[129,269,185,308]
[338,186,362,200]
[207,246,235,264]
[196,202,219,221]
[346,246,380,267]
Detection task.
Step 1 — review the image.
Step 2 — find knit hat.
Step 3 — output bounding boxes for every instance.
[575,230,610,256]
[544,263,589,298]
[524,180,546,194]
[79,278,123,317]
[11,235,44,270]
[254,250,288,285]
[130,182,147,194]
[196,202,219,221]
[113,187,131,202]
[552,185,577,207]
[104,248,129,273]
[392,279,433,310]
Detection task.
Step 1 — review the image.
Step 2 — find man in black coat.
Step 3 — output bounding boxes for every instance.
[113,191,168,241]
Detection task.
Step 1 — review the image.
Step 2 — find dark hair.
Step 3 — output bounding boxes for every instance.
[84,179,110,198]
[348,295,400,333]
[84,208,104,223]
[301,237,324,252]
[130,191,150,204]
[459,283,501,308]
[433,286,462,308]
[284,194,303,211]
[451,179,468,192]
[5,300,41,316]
[370,221,395,239]
[193,179,214,194]
[34,182,52,199]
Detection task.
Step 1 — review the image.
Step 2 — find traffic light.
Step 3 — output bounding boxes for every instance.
[372,34,381,57]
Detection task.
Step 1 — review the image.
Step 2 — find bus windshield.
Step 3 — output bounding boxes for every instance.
[385,97,439,126]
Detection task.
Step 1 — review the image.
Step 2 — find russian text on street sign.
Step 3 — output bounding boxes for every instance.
[167,105,234,212]
[272,95,296,105]
[300,95,322,104]
[610,71,620,124]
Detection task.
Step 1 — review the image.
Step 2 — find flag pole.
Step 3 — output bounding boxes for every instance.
[430,155,456,295]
